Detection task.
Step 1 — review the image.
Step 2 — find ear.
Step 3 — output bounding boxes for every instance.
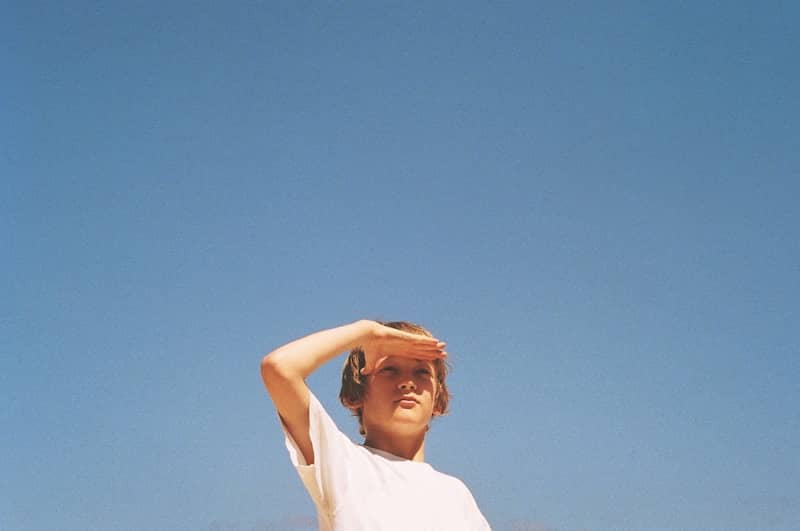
[342,397,363,413]
[431,395,443,416]
[431,385,444,416]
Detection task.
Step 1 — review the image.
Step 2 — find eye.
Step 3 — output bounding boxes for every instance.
[415,368,432,376]
[380,366,397,374]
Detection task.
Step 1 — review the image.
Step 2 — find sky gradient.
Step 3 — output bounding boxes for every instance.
[3,2,799,530]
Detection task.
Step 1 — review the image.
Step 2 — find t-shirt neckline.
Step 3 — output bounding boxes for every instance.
[362,445,431,466]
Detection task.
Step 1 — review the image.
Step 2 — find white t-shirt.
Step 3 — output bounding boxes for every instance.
[280,391,492,531]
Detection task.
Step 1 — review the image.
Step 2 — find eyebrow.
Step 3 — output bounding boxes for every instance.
[413,360,436,372]
[383,357,434,369]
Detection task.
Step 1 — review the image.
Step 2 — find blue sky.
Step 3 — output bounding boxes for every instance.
[3,1,799,530]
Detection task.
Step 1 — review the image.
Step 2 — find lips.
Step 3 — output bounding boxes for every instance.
[395,395,419,403]
[395,396,420,407]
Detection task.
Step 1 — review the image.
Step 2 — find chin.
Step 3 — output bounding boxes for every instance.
[389,414,429,432]
[390,425,428,439]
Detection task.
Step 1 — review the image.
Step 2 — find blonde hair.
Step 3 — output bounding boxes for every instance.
[339,320,450,435]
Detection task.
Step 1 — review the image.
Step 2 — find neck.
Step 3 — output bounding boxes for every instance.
[364,428,427,462]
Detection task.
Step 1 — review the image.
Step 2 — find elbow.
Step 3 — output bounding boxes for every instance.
[260,350,294,386]
[260,351,280,383]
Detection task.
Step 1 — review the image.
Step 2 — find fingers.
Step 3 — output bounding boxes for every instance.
[415,350,448,360]
[360,346,448,376]
[363,329,448,374]
[390,327,442,345]
[416,341,447,357]
[391,345,448,362]
[399,333,446,351]
[390,338,446,357]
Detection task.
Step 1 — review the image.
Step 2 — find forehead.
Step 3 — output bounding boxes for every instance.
[381,356,435,370]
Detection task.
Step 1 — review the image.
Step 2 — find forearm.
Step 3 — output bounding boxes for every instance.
[260,320,376,465]
[261,319,376,382]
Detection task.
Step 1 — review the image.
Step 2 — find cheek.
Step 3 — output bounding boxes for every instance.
[362,379,392,405]
[419,377,436,392]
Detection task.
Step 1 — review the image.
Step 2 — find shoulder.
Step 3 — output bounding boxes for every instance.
[432,467,487,511]
[424,465,476,497]
[423,466,491,528]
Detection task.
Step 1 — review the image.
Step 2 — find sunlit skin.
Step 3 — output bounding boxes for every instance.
[261,320,491,528]
[261,320,447,465]
[351,356,441,461]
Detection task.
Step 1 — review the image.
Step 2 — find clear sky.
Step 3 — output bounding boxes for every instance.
[3,2,799,530]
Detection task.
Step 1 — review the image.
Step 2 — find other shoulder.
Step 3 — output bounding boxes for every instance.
[425,466,475,494]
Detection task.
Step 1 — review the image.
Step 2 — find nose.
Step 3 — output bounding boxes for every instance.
[398,379,416,391]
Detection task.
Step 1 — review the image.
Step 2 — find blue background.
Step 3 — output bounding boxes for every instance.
[3,1,799,530]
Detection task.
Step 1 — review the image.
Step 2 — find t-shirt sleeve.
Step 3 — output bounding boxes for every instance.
[455,477,492,530]
[279,390,354,513]
[470,500,492,530]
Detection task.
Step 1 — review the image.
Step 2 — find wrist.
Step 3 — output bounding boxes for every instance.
[351,319,379,349]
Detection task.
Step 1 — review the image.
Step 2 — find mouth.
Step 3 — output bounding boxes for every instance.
[395,396,420,408]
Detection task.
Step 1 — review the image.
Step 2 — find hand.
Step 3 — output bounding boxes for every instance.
[359,322,447,376]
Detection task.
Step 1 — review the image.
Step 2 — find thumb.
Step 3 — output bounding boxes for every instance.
[361,354,386,376]
[360,359,375,376]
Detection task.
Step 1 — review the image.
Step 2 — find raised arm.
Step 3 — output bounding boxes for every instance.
[260,320,446,465]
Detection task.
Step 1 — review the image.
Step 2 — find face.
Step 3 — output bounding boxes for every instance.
[359,356,439,438]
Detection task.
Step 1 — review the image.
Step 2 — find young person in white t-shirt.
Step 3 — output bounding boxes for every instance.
[260,319,491,530]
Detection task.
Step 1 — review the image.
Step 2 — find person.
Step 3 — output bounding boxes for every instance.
[260,319,491,530]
